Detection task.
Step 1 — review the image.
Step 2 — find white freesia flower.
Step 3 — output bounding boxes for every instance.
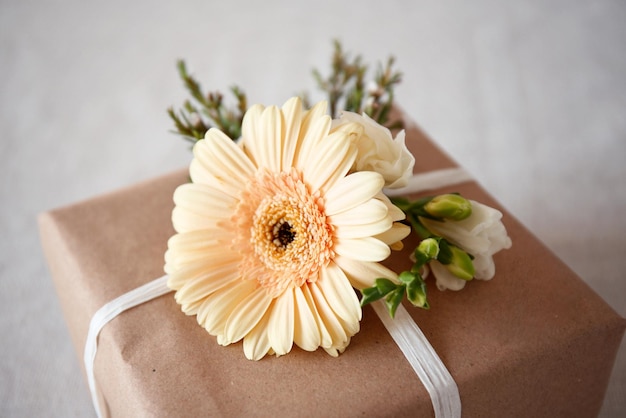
[332,111,415,189]
[421,200,512,291]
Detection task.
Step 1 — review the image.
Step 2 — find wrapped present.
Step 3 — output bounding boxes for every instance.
[39,117,625,417]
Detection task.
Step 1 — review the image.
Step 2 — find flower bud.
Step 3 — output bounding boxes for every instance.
[424,194,472,221]
[415,238,439,265]
[444,246,475,281]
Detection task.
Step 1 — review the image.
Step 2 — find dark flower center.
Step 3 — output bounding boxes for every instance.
[274,221,296,247]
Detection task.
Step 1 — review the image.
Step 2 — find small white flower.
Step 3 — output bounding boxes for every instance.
[332,111,415,189]
[421,200,512,290]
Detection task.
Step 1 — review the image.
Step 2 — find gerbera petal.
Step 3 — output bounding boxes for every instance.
[240,103,265,166]
[375,223,411,245]
[188,160,244,199]
[318,145,357,195]
[167,229,232,257]
[224,288,272,344]
[167,229,220,251]
[163,249,176,274]
[166,253,240,289]
[375,192,406,221]
[301,131,355,192]
[188,162,245,197]
[174,263,240,307]
[293,285,321,351]
[176,298,205,317]
[300,100,328,138]
[301,284,333,348]
[174,182,236,208]
[196,129,256,181]
[294,115,331,173]
[166,240,237,267]
[281,97,303,170]
[318,262,361,324]
[335,315,359,339]
[324,171,385,216]
[243,308,273,361]
[333,217,392,239]
[190,130,254,191]
[334,237,391,262]
[267,290,295,356]
[328,199,389,227]
[206,129,256,174]
[196,279,257,335]
[171,206,220,233]
[257,105,282,171]
[334,255,398,289]
[308,282,348,346]
[173,183,236,219]
[169,237,229,267]
[323,343,349,358]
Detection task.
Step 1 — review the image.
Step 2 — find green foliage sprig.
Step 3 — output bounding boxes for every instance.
[168,41,403,142]
[167,61,247,142]
[312,40,403,128]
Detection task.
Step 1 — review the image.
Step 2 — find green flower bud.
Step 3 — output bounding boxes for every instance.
[424,194,472,221]
[444,246,475,281]
[418,238,439,259]
[414,238,439,266]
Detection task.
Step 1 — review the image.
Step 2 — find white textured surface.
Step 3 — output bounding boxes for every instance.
[1,0,625,416]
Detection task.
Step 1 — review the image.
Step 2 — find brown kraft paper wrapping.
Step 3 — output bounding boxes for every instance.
[39,118,626,417]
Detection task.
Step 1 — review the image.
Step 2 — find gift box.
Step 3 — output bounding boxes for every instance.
[39,117,625,417]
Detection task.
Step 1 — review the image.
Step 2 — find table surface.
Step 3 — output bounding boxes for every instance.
[2,0,625,416]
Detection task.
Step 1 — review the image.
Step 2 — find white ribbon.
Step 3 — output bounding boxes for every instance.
[84,168,472,418]
[372,302,462,417]
[84,275,171,418]
[384,167,472,197]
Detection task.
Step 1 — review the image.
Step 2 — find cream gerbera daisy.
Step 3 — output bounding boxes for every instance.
[165,97,410,360]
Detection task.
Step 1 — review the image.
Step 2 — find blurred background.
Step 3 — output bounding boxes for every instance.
[1,0,625,416]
